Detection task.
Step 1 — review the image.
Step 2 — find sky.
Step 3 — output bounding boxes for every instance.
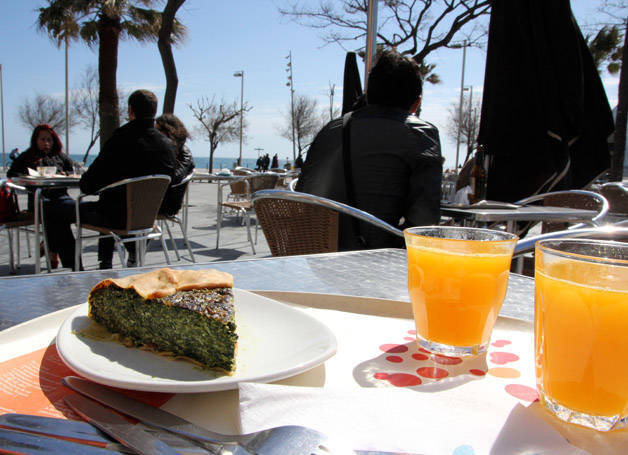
[0,0,621,170]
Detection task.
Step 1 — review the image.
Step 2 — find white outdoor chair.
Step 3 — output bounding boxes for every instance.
[158,172,195,263]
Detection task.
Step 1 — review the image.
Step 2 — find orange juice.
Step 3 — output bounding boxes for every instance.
[536,256,628,418]
[407,243,513,347]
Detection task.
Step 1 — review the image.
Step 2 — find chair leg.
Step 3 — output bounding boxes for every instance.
[7,229,16,274]
[164,220,180,261]
[16,229,21,269]
[25,228,31,258]
[242,209,255,255]
[113,235,126,268]
[74,227,82,272]
[178,219,195,263]
[216,204,222,249]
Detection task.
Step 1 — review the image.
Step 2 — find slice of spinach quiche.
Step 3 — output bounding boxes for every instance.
[87,268,237,373]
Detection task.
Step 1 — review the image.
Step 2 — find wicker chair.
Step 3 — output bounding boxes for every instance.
[217,173,279,254]
[74,175,171,270]
[157,172,195,263]
[1,181,35,274]
[251,189,403,257]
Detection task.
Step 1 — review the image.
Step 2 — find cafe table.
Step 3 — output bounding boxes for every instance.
[0,249,624,454]
[440,203,598,233]
[8,176,81,274]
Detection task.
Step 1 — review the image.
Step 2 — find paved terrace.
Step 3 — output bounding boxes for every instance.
[0,179,272,277]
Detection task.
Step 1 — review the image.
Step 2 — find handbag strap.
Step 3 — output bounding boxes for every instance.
[342,112,367,248]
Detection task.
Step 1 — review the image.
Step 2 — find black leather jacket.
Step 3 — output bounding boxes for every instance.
[80,118,177,224]
[297,105,442,250]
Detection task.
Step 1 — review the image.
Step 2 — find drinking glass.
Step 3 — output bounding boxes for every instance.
[73,162,86,176]
[404,226,518,356]
[535,239,628,431]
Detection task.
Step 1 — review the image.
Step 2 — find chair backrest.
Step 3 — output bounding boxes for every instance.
[252,189,403,256]
[600,182,628,216]
[123,175,171,230]
[160,172,194,216]
[229,170,255,197]
[249,173,279,193]
[288,178,298,191]
[514,220,628,257]
[515,189,609,233]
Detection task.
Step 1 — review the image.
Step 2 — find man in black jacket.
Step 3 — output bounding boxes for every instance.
[47,90,177,269]
[296,49,442,250]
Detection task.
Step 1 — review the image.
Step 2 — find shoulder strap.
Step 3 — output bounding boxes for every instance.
[341,112,367,248]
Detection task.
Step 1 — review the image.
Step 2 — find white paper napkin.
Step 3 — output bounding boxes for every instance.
[238,382,589,455]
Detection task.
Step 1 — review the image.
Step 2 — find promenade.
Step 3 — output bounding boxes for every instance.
[0,179,272,277]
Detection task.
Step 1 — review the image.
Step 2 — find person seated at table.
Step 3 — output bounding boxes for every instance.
[155,113,195,216]
[296,48,442,250]
[7,124,74,268]
[45,89,177,269]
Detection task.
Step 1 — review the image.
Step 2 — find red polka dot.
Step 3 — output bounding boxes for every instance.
[412,353,429,361]
[505,384,539,402]
[469,369,486,376]
[403,337,415,341]
[491,340,512,348]
[432,354,463,365]
[407,330,417,335]
[379,344,408,353]
[490,352,520,365]
[419,348,431,354]
[386,355,404,363]
[374,372,422,387]
[417,367,449,379]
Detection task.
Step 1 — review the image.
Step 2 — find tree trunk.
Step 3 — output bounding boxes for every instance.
[610,19,627,181]
[98,15,121,149]
[158,0,185,114]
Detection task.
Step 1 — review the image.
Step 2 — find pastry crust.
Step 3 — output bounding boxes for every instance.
[90,268,234,300]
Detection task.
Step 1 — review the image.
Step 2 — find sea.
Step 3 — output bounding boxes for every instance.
[68,155,288,173]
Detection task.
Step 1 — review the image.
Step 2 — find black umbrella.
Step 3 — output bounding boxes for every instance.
[342,51,364,115]
[478,0,614,202]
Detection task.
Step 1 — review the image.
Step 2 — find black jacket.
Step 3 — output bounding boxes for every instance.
[296,105,442,250]
[80,118,177,224]
[160,144,195,216]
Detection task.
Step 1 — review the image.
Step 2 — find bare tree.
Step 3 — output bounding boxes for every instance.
[71,65,128,162]
[279,1,490,68]
[446,92,482,164]
[278,95,323,153]
[189,97,251,172]
[158,0,187,113]
[18,94,74,133]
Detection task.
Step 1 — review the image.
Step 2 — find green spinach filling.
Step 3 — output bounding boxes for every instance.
[89,286,237,371]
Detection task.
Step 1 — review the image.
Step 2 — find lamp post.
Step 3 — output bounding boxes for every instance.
[453,40,469,172]
[364,0,379,91]
[286,51,296,162]
[233,70,244,166]
[65,34,69,155]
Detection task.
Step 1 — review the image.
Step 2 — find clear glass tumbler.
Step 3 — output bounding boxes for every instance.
[535,239,628,431]
[404,226,518,356]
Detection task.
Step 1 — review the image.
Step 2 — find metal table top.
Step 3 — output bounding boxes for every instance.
[0,249,535,331]
[440,205,597,223]
[10,176,81,188]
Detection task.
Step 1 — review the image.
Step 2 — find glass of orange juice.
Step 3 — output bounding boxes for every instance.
[404,226,518,356]
[535,239,628,431]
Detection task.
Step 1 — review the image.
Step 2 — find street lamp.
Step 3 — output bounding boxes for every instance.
[285,51,296,162]
[452,40,470,172]
[233,70,244,166]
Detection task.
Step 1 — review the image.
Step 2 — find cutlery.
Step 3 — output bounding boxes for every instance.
[0,413,212,455]
[0,427,122,454]
[64,393,181,455]
[63,376,422,455]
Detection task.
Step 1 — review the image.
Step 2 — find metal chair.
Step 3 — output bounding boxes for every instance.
[600,182,628,218]
[513,189,609,235]
[251,189,403,257]
[216,173,279,254]
[1,181,35,274]
[288,178,298,191]
[74,175,172,270]
[157,172,195,263]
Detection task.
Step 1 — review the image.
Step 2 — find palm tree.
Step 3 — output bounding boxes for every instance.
[37,0,164,148]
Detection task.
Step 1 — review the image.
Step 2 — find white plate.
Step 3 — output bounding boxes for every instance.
[56,289,337,392]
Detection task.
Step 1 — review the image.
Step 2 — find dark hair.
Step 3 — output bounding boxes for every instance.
[128,89,158,119]
[156,113,190,147]
[30,124,63,155]
[366,49,423,110]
